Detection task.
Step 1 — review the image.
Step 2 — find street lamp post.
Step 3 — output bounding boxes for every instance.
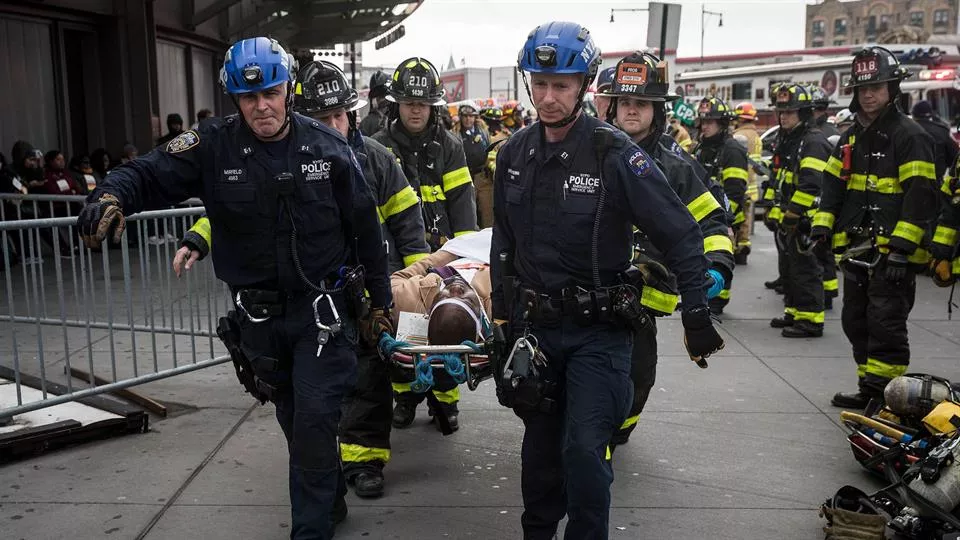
[701,4,724,65]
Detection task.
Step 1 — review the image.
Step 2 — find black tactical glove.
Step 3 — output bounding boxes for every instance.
[362,306,395,347]
[78,193,125,249]
[884,251,909,283]
[930,241,955,262]
[181,230,210,260]
[809,225,831,245]
[681,305,724,368]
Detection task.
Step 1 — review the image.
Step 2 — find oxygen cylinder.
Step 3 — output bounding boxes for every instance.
[907,443,960,514]
[884,375,953,418]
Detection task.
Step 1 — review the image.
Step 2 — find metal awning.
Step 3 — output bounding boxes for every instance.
[231,0,424,49]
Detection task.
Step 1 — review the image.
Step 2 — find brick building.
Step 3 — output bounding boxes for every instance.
[805,0,958,48]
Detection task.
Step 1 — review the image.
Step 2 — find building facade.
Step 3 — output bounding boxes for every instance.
[806,0,959,48]
[0,0,419,165]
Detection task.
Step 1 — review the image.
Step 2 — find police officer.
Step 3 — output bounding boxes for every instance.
[491,22,724,538]
[592,66,616,121]
[602,51,734,449]
[77,37,393,539]
[766,83,832,338]
[810,84,839,138]
[372,56,478,429]
[359,70,390,136]
[810,46,938,409]
[693,96,749,313]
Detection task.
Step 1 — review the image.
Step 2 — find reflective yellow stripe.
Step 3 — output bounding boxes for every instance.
[605,445,612,460]
[191,217,211,246]
[433,387,460,404]
[857,363,868,378]
[777,170,797,185]
[737,239,752,248]
[679,138,692,151]
[812,211,834,229]
[825,155,843,177]
[641,285,679,315]
[823,278,839,292]
[833,231,849,250]
[784,307,798,316]
[933,225,958,247]
[453,230,474,238]
[729,200,740,214]
[379,186,420,221]
[402,252,430,267]
[790,191,816,208]
[340,442,391,464]
[799,156,827,172]
[767,206,784,223]
[442,166,473,192]
[763,187,776,201]
[898,160,937,182]
[891,221,924,245]
[848,174,902,194]
[909,248,931,265]
[620,414,640,430]
[942,177,953,196]
[865,357,908,380]
[732,211,746,226]
[704,234,734,254]
[718,289,731,300]
[420,184,446,202]
[687,191,721,222]
[793,310,825,323]
[722,167,749,181]
[953,257,960,275]
[393,382,414,394]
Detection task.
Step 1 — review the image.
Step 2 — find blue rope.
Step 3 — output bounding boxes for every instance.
[410,354,435,393]
[379,333,410,357]
[426,353,466,384]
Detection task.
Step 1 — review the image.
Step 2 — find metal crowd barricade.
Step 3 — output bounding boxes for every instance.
[0,201,232,421]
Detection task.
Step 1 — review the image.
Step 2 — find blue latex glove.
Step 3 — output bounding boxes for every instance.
[705,269,725,299]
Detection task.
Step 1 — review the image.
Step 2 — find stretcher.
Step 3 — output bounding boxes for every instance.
[385,343,494,391]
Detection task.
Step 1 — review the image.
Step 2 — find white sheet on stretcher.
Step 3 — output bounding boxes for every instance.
[439,228,492,264]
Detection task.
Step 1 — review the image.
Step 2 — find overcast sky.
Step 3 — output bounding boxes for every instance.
[358,0,812,69]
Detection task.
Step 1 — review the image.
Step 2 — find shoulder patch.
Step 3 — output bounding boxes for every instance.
[166,130,200,153]
[626,149,652,177]
[670,140,683,157]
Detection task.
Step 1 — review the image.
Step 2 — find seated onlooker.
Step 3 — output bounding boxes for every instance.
[120,144,139,165]
[11,141,46,193]
[69,155,100,194]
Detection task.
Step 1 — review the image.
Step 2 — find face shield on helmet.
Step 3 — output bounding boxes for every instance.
[517,21,602,129]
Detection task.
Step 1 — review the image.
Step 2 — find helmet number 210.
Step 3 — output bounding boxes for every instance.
[319,80,341,94]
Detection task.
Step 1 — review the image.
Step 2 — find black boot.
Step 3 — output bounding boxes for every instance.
[781,320,823,338]
[429,401,460,432]
[349,470,385,499]
[392,399,417,428]
[770,315,794,328]
[764,277,782,290]
[824,295,833,311]
[734,250,749,266]
[831,391,873,409]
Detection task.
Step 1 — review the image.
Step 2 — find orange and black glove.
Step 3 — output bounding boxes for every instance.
[78,194,125,249]
[362,306,395,347]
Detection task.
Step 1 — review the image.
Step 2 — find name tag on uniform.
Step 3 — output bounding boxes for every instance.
[56,179,70,192]
[83,174,96,191]
[221,168,246,183]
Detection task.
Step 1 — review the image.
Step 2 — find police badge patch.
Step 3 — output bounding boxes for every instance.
[166,130,200,153]
[627,150,651,177]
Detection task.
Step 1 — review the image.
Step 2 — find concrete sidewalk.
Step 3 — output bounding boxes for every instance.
[2,226,958,539]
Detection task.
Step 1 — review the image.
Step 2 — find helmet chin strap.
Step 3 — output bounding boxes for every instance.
[229,81,293,140]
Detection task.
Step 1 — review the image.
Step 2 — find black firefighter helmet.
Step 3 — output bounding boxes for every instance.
[844,46,910,113]
[602,51,678,102]
[386,57,446,105]
[294,60,366,115]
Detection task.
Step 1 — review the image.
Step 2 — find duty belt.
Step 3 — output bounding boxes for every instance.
[518,285,616,326]
[234,289,285,322]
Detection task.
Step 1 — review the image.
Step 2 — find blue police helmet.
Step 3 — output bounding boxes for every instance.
[221,37,294,94]
[518,22,601,82]
[596,66,616,92]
